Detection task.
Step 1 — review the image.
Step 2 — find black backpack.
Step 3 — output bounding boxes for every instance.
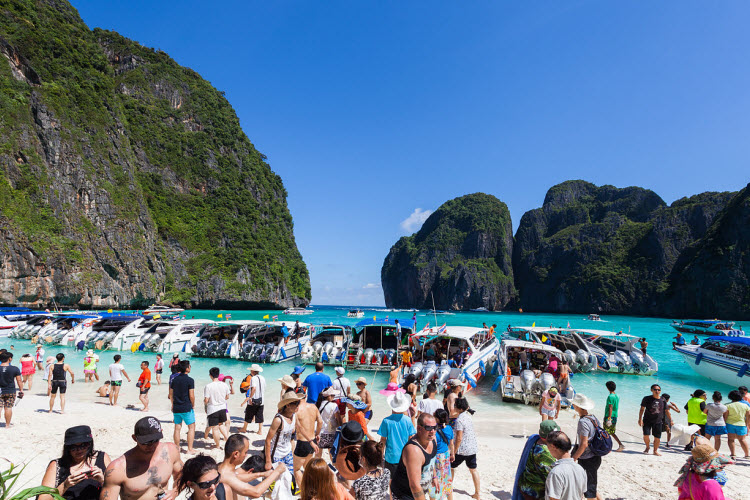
[584,415,612,457]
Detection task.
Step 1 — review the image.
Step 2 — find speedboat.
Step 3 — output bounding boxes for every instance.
[469,307,489,312]
[675,336,750,387]
[410,325,499,389]
[84,315,147,351]
[143,304,185,315]
[283,307,314,315]
[189,321,263,359]
[587,314,601,321]
[301,324,352,365]
[238,321,311,363]
[577,329,658,375]
[37,314,100,346]
[155,319,216,353]
[670,320,740,336]
[345,318,414,370]
[346,310,365,318]
[1,311,49,337]
[491,339,574,406]
[508,327,601,373]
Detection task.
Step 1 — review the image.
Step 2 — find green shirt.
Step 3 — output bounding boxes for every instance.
[519,440,556,499]
[605,393,619,419]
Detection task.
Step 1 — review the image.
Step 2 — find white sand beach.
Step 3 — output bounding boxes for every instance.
[2,375,749,500]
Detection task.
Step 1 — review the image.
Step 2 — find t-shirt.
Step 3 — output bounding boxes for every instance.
[302,372,332,404]
[350,411,368,433]
[334,376,351,399]
[171,374,195,413]
[706,402,727,427]
[435,425,454,455]
[605,393,619,420]
[248,375,266,404]
[576,415,598,460]
[0,364,21,394]
[83,355,99,370]
[378,413,415,464]
[352,468,390,500]
[400,351,412,364]
[204,380,230,415]
[726,401,749,426]
[417,398,442,416]
[545,458,587,500]
[138,368,151,389]
[519,439,555,500]
[319,400,340,434]
[678,473,726,500]
[541,391,561,411]
[640,395,666,424]
[109,363,125,382]
[454,411,477,455]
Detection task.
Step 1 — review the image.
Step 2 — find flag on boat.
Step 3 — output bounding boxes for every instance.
[226,314,231,319]
[272,315,278,321]
[107,309,113,313]
[567,322,570,328]
[263,314,270,320]
[532,322,536,327]
[217,314,223,318]
[437,323,447,334]
[385,316,389,321]
[373,316,376,321]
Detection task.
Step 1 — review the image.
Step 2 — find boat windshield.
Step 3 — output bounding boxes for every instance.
[506,347,555,375]
[352,325,403,350]
[701,340,750,359]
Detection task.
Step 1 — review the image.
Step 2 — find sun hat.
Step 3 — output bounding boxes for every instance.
[36,344,43,348]
[449,379,463,387]
[548,387,558,396]
[278,375,296,389]
[355,377,368,385]
[133,417,163,444]
[248,363,263,373]
[340,421,365,444]
[321,387,338,397]
[292,365,306,375]
[347,394,362,402]
[277,391,305,410]
[570,393,595,411]
[379,382,406,396]
[64,425,93,446]
[86,349,94,356]
[344,398,367,411]
[673,444,734,486]
[539,420,560,439]
[172,353,179,358]
[387,392,411,413]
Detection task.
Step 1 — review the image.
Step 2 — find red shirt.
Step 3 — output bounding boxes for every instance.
[139,368,151,389]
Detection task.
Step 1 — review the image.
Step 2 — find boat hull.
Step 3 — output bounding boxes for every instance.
[675,345,750,387]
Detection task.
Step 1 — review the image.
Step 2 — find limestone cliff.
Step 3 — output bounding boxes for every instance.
[0,0,310,309]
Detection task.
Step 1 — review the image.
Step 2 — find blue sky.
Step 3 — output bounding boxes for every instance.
[73,1,750,306]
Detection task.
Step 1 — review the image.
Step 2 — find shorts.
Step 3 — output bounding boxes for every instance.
[604,417,617,434]
[0,393,16,408]
[642,421,663,439]
[727,424,748,436]
[578,455,601,498]
[541,407,556,418]
[294,440,315,458]
[139,387,150,395]
[244,403,264,424]
[207,410,227,427]
[50,381,67,394]
[451,453,477,470]
[174,410,196,426]
[319,433,335,449]
[402,361,412,367]
[156,369,163,374]
[273,452,294,469]
[705,425,727,436]
[111,380,122,387]
[84,370,95,375]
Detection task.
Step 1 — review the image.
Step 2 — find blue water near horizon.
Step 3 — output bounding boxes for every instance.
[2,305,746,420]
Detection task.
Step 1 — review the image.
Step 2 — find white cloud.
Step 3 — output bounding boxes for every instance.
[363,283,380,289]
[400,208,433,233]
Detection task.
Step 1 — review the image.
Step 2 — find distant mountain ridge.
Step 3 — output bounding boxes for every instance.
[382,180,748,319]
[0,0,310,309]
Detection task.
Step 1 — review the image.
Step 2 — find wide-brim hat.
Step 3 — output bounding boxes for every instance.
[278,374,296,389]
[682,444,734,476]
[64,425,93,446]
[172,353,179,358]
[449,379,463,387]
[340,421,365,444]
[387,392,411,413]
[321,387,338,397]
[355,377,368,385]
[292,365,306,375]
[36,344,43,348]
[277,391,304,410]
[571,393,595,411]
[379,382,406,396]
[248,364,263,373]
[344,398,367,411]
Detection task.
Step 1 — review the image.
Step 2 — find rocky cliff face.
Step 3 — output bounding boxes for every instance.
[513,181,734,315]
[664,184,750,319]
[381,193,515,310]
[0,0,309,309]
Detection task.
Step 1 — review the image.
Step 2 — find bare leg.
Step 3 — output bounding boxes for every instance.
[139,392,149,411]
[49,393,56,412]
[3,407,11,427]
[643,435,650,453]
[468,468,480,499]
[740,435,750,457]
[187,423,196,453]
[174,423,182,447]
[611,432,624,451]
[60,394,66,414]
[728,434,736,456]
[653,438,661,456]
[94,371,99,382]
[713,435,721,452]
[257,422,262,434]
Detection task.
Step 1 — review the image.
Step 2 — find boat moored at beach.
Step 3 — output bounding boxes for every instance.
[37,314,100,345]
[575,329,658,375]
[670,320,741,336]
[346,309,365,318]
[80,315,148,350]
[301,324,352,365]
[345,318,413,370]
[152,319,216,353]
[189,321,263,359]
[237,321,311,363]
[8,314,56,339]
[0,310,49,336]
[508,327,601,373]
[674,336,750,387]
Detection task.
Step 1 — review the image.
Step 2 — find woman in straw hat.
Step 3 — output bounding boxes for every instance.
[674,442,733,498]
[264,391,305,471]
[354,377,373,422]
[278,374,297,398]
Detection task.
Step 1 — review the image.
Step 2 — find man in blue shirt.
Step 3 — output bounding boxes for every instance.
[672,333,686,349]
[378,390,415,474]
[302,362,331,404]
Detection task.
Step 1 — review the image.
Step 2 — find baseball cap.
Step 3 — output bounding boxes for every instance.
[539,420,560,438]
[134,416,164,444]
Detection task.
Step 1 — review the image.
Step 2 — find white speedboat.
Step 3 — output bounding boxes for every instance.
[577,329,658,376]
[0,310,48,335]
[142,304,185,315]
[586,314,601,321]
[238,321,311,363]
[155,319,216,353]
[301,324,352,365]
[508,327,601,374]
[491,339,573,406]
[189,321,263,359]
[675,335,750,387]
[345,318,414,370]
[410,325,499,389]
[35,314,100,345]
[83,315,147,351]
[283,307,314,315]
[8,314,56,339]
[670,320,740,336]
[346,309,365,318]
[469,307,489,312]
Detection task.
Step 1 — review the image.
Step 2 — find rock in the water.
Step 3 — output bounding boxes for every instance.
[381,193,515,310]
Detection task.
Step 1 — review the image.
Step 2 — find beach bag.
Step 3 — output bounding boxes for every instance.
[584,415,612,456]
[240,374,253,392]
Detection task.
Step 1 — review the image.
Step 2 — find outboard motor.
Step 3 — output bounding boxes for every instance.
[576,350,593,372]
[330,346,341,361]
[263,343,276,361]
[410,362,424,379]
[102,332,117,348]
[323,342,334,357]
[372,348,384,365]
[613,350,632,372]
[192,339,207,355]
[241,343,254,360]
[206,341,219,357]
[217,339,230,357]
[564,349,577,367]
[385,349,397,365]
[355,347,364,365]
[313,341,324,359]
[540,372,557,392]
[422,361,438,384]
[363,348,374,365]
[301,343,315,362]
[520,369,537,394]
[630,351,648,373]
[436,363,452,386]
[251,343,265,361]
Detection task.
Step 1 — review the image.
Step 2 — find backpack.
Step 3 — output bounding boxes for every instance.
[239,374,253,393]
[584,415,612,456]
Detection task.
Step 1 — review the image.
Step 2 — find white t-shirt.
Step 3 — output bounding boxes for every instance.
[250,375,266,404]
[334,376,350,399]
[204,380,230,415]
[417,398,442,416]
[109,363,125,381]
[454,411,477,455]
[319,400,340,434]
[35,349,45,363]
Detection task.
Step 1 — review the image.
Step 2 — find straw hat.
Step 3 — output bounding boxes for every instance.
[248,364,263,373]
[570,393,595,411]
[278,375,296,389]
[355,377,368,385]
[347,394,362,402]
[387,392,411,413]
[277,391,304,410]
[379,382,406,396]
[321,387,338,397]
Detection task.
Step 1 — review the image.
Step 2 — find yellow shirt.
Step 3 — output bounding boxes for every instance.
[400,351,412,363]
[726,401,749,426]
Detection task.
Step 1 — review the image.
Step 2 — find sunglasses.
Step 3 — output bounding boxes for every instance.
[652,389,661,392]
[196,474,221,490]
[70,442,91,451]
[420,424,438,431]
[140,439,159,446]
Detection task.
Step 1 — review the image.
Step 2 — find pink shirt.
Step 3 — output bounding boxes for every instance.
[678,474,726,500]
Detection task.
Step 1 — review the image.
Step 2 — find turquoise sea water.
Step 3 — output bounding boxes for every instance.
[1,306,745,420]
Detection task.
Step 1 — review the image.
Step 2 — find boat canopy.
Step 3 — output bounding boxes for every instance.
[707,336,750,346]
[354,318,414,328]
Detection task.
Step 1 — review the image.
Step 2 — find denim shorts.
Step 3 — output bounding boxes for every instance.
[727,423,748,436]
[174,410,195,425]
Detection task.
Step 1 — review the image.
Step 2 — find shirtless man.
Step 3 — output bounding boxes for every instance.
[445,379,462,419]
[101,417,182,500]
[292,397,322,486]
[218,434,286,500]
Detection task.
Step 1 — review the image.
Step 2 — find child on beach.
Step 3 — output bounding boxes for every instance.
[19,353,35,390]
[95,381,110,397]
[662,393,681,446]
[604,381,624,452]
